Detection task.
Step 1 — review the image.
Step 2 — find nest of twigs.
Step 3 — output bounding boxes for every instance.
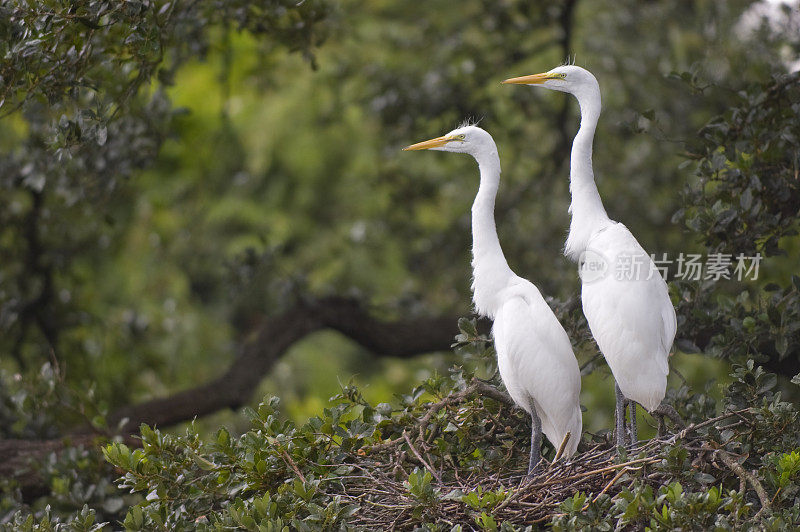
[314,379,767,530]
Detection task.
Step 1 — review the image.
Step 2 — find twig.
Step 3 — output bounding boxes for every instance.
[532,457,659,489]
[553,432,572,463]
[673,409,749,441]
[493,487,519,513]
[652,404,685,428]
[402,431,442,484]
[715,450,770,514]
[532,512,562,524]
[469,378,516,408]
[367,436,404,452]
[280,449,306,483]
[361,499,412,510]
[417,390,466,442]
[585,467,629,509]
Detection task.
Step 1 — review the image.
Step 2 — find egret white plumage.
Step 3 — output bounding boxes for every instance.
[403,125,582,473]
[502,66,677,446]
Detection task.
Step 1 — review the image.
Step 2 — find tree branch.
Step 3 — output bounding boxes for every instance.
[0,434,137,501]
[13,190,61,368]
[552,0,578,168]
[100,297,478,433]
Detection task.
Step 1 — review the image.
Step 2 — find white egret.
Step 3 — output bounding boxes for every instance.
[502,66,677,446]
[403,125,582,473]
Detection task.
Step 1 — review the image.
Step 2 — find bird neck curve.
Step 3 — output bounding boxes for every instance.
[564,86,611,262]
[470,148,514,319]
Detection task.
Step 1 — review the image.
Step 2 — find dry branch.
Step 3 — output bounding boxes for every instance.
[552,431,572,463]
[402,431,442,484]
[716,449,771,513]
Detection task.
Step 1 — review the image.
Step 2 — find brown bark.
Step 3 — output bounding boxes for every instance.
[0,434,138,501]
[102,296,478,433]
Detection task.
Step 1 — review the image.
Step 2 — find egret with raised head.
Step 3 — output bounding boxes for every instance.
[502,66,677,447]
[404,125,582,472]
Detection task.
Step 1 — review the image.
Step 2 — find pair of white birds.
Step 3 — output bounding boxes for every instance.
[403,65,676,475]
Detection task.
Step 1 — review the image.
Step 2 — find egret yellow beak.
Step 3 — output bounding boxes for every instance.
[501,72,553,85]
[402,135,453,151]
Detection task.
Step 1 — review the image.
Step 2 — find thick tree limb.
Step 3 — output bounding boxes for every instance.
[0,434,137,501]
[102,297,480,433]
[553,0,578,168]
[4,298,486,499]
[95,288,798,435]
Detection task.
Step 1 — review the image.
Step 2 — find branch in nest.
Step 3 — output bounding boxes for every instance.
[715,450,770,514]
[469,378,516,409]
[552,432,572,463]
[402,431,442,484]
[672,409,751,441]
[582,466,630,510]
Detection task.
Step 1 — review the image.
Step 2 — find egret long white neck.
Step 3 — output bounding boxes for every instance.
[564,88,611,262]
[470,149,513,319]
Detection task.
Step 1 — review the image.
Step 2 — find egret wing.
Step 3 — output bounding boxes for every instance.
[493,279,582,456]
[581,224,674,410]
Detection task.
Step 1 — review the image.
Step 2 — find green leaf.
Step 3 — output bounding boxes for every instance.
[757,373,777,393]
[694,472,716,484]
[740,187,752,210]
[776,336,789,357]
[458,317,478,337]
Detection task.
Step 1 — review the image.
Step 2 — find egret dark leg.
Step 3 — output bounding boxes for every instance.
[528,407,543,477]
[614,382,628,448]
[628,401,638,445]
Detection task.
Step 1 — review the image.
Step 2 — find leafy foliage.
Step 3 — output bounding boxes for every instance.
[5,505,106,532]
[679,73,800,258]
[0,0,329,406]
[13,342,795,530]
[674,73,800,380]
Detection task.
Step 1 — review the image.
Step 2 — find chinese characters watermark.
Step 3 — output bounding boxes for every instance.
[579,251,761,283]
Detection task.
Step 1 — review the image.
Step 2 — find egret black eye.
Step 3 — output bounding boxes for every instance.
[455,134,466,141]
